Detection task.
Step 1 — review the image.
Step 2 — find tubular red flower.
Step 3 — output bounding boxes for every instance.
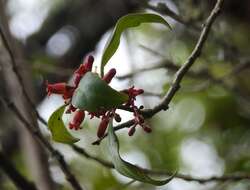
[133,89,144,96]
[127,86,144,97]
[102,68,116,84]
[69,110,85,130]
[46,81,67,96]
[73,73,82,87]
[74,55,94,80]
[84,55,94,72]
[97,117,109,138]
[62,86,75,100]
[74,64,87,76]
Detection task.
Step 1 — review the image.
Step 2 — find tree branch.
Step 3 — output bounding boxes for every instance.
[0,151,37,190]
[0,5,83,189]
[72,144,250,184]
[0,97,84,190]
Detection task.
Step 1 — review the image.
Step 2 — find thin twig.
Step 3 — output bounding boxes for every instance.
[0,151,38,190]
[116,59,210,80]
[146,2,198,29]
[0,26,48,126]
[72,144,250,184]
[138,0,224,117]
[71,145,114,168]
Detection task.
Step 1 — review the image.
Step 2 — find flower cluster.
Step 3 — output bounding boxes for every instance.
[46,55,151,138]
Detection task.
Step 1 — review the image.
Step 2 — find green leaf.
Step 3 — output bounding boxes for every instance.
[100,13,171,76]
[72,72,128,112]
[48,105,79,144]
[107,120,176,185]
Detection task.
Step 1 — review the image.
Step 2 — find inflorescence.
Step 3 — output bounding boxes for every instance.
[46,55,152,139]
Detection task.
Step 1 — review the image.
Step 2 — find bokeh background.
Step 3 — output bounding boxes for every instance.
[1,0,250,190]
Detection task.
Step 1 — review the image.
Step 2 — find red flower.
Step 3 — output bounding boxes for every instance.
[73,55,94,87]
[69,110,85,130]
[84,55,94,72]
[102,68,116,84]
[62,86,75,100]
[75,55,94,75]
[124,86,144,97]
[97,116,110,138]
[46,81,66,95]
[73,73,82,87]
[46,81,75,100]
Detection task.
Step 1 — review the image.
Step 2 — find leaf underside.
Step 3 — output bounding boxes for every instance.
[48,105,79,144]
[107,120,176,185]
[100,13,171,76]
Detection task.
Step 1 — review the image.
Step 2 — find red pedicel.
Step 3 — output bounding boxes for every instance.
[69,110,85,130]
[97,117,109,138]
[62,86,75,100]
[66,104,77,114]
[102,68,116,84]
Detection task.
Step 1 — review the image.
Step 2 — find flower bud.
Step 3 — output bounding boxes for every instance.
[97,117,109,138]
[46,81,67,96]
[128,126,136,136]
[73,73,82,87]
[69,110,85,130]
[75,64,87,76]
[114,113,121,122]
[143,126,152,133]
[83,55,94,72]
[102,68,116,84]
[134,89,144,96]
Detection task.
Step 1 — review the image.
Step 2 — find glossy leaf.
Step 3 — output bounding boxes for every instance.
[100,13,171,76]
[48,105,79,144]
[108,120,176,185]
[72,72,128,112]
